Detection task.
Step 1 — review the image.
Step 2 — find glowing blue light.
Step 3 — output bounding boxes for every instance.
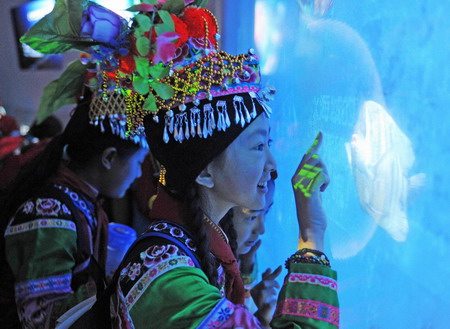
[25,0,54,23]
[94,0,139,20]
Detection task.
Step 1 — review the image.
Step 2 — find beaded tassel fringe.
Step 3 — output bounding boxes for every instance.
[89,92,149,148]
[163,92,270,143]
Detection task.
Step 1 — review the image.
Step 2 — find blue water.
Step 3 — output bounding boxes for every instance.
[224,1,450,328]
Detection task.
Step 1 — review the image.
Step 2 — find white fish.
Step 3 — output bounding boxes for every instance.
[345,100,425,242]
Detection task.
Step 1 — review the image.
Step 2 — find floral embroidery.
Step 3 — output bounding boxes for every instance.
[127,263,141,281]
[22,201,34,214]
[148,221,198,254]
[79,200,87,210]
[115,285,136,329]
[35,198,61,217]
[124,255,195,310]
[152,222,168,231]
[140,244,179,268]
[197,298,236,329]
[59,186,96,228]
[69,192,79,201]
[5,219,76,236]
[14,273,72,300]
[185,238,197,251]
[287,273,338,291]
[61,204,72,215]
[121,263,131,276]
[170,226,183,238]
[274,298,339,327]
[218,307,232,321]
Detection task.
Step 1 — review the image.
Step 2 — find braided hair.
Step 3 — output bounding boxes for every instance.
[181,183,219,287]
[220,210,238,257]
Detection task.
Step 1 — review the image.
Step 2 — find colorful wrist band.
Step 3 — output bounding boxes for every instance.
[285,248,331,269]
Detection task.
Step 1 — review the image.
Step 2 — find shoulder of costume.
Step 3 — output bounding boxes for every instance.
[8,183,88,226]
[126,219,201,268]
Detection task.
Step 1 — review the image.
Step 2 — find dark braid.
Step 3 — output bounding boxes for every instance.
[182,184,219,287]
[220,210,238,257]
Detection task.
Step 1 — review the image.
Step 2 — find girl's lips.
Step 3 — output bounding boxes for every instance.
[257,185,268,193]
[244,240,256,247]
[257,181,268,193]
[257,181,267,188]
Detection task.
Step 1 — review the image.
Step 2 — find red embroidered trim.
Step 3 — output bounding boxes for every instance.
[274,298,339,327]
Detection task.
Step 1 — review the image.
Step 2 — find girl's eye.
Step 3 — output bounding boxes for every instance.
[255,144,264,151]
[245,216,257,222]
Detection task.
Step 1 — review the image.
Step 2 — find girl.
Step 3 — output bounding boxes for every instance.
[0,95,148,328]
[14,1,338,327]
[228,177,282,324]
[115,92,337,328]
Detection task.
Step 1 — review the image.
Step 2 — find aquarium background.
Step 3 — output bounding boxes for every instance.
[1,0,448,327]
[223,0,450,328]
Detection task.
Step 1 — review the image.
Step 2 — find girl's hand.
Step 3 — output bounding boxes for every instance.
[291,132,330,252]
[252,266,283,327]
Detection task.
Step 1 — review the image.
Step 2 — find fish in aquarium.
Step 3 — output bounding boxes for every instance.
[345,100,426,242]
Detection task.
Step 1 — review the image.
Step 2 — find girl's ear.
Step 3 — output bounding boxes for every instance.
[101,147,118,170]
[195,165,214,189]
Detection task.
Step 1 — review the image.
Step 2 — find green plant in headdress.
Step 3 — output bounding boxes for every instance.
[21,0,211,124]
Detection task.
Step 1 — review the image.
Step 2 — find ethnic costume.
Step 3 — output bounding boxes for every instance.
[3,166,109,328]
[113,186,338,329]
[17,1,340,328]
[2,1,149,326]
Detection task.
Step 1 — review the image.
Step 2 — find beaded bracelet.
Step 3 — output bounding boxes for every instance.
[285,248,331,269]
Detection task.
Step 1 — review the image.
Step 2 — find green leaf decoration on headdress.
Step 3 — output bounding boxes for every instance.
[133,76,150,95]
[20,0,93,54]
[150,81,174,100]
[155,10,175,35]
[143,93,157,112]
[37,60,87,124]
[161,0,185,15]
[192,0,209,8]
[143,0,159,5]
[149,64,170,79]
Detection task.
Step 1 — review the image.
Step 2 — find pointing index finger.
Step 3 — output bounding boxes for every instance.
[307,131,323,156]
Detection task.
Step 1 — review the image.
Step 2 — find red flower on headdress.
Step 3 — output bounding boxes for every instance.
[119,53,136,74]
[172,14,189,48]
[105,70,117,80]
[181,7,218,47]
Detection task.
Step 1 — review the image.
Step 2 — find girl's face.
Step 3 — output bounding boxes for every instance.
[233,179,275,255]
[104,147,148,198]
[208,114,277,212]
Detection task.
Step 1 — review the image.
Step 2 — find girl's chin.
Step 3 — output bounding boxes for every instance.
[237,246,252,256]
[241,195,265,211]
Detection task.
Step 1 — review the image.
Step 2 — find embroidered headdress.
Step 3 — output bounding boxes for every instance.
[21,0,274,151]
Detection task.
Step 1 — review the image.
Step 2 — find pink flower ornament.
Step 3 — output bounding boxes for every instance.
[153,32,180,64]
